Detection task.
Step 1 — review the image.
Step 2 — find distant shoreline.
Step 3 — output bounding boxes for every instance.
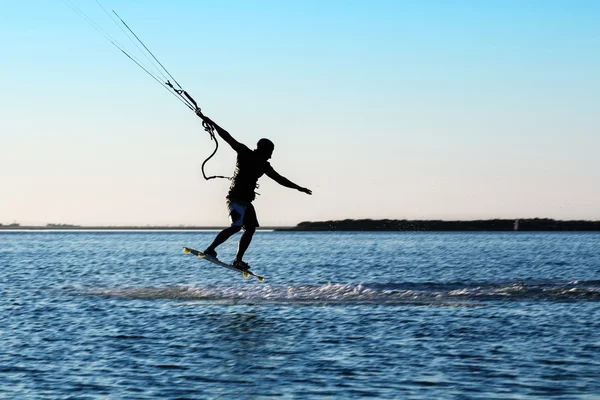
[2,218,600,231]
[275,218,600,232]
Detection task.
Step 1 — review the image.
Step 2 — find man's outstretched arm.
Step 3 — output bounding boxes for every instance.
[196,109,240,151]
[265,168,312,195]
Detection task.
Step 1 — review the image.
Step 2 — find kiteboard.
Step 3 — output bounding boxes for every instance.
[183,247,265,282]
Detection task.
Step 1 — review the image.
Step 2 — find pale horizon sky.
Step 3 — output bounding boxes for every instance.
[1,1,599,226]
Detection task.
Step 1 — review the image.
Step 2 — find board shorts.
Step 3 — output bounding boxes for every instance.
[227,199,259,229]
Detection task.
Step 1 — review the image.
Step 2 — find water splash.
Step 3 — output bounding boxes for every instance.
[85,280,600,305]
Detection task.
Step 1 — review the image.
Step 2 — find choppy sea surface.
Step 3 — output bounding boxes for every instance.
[1,231,599,399]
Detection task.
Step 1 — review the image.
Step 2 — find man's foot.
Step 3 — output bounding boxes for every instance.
[203,248,217,258]
[232,260,251,270]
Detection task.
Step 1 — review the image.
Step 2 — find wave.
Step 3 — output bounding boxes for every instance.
[85,280,600,305]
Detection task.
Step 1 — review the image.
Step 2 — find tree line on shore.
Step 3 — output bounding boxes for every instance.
[2,218,600,231]
[278,218,600,231]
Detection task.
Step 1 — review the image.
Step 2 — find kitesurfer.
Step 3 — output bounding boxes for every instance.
[196,109,312,270]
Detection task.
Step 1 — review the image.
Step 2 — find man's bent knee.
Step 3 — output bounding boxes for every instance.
[227,225,242,234]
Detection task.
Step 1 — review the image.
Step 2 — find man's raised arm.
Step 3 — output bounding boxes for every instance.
[266,168,312,195]
[196,109,240,151]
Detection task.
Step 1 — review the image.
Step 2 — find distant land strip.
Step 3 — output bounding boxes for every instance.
[275,218,600,231]
[2,219,600,231]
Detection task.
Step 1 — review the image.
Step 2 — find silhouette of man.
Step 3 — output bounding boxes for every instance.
[196,109,312,270]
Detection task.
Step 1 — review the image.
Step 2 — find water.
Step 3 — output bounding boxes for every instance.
[1,231,599,399]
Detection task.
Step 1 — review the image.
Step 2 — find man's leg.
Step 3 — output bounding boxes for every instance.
[205,225,241,254]
[234,203,259,264]
[206,200,245,256]
[234,226,255,263]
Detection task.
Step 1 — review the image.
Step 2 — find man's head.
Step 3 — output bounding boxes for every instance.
[256,138,274,160]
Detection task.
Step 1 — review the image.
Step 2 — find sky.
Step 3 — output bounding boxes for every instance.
[1,0,599,226]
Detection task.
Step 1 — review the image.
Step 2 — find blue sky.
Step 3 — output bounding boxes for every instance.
[1,1,599,226]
